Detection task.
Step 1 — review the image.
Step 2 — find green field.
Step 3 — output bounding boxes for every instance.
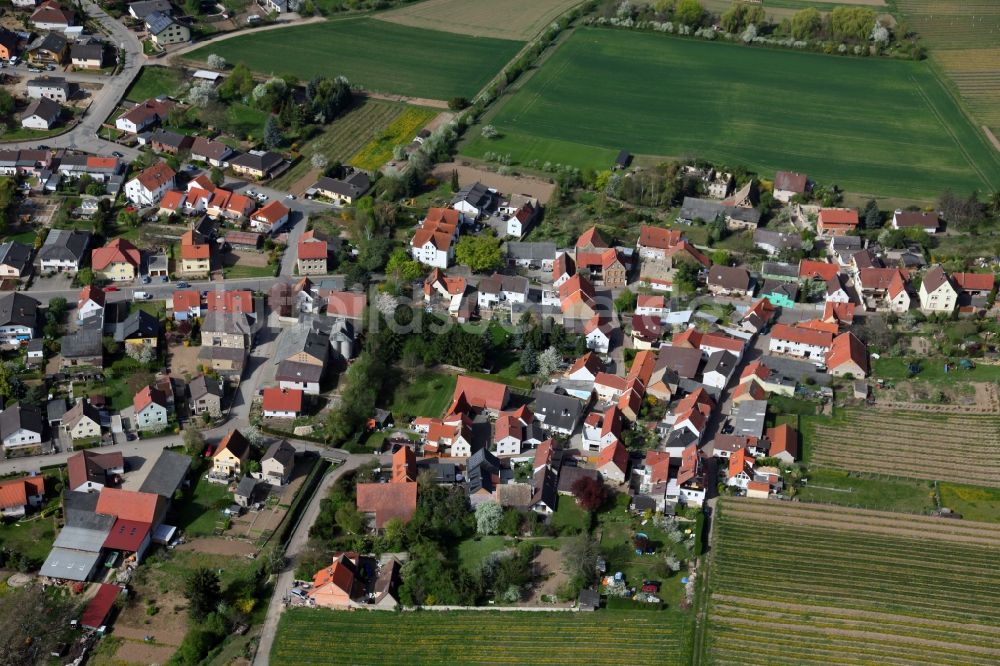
[125,66,185,102]
[798,468,936,514]
[186,18,522,100]
[462,28,1000,200]
[706,499,1000,665]
[939,483,1000,523]
[272,608,693,665]
[386,370,457,420]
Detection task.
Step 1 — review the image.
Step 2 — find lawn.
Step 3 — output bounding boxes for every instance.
[125,66,185,102]
[224,102,270,141]
[706,498,1000,664]
[386,370,457,420]
[171,467,234,537]
[223,262,276,279]
[457,535,511,572]
[462,28,1000,201]
[798,468,936,514]
[269,98,411,191]
[550,497,590,534]
[185,18,523,100]
[272,608,694,665]
[0,514,58,563]
[939,482,1000,523]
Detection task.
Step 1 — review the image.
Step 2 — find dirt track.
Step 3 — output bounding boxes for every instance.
[433,162,556,203]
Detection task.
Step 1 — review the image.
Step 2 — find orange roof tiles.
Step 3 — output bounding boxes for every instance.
[826,331,869,375]
[766,424,798,460]
[576,226,608,249]
[206,290,253,314]
[453,375,508,412]
[92,238,140,271]
[597,440,628,474]
[770,323,833,348]
[0,476,44,510]
[327,291,366,319]
[818,208,859,228]
[954,272,994,292]
[638,225,683,250]
[95,488,162,524]
[253,200,289,224]
[262,387,303,413]
[133,386,166,413]
[392,446,416,483]
[78,285,104,309]
[356,482,417,528]
[135,162,175,191]
[798,260,840,281]
[159,190,185,211]
[172,289,201,312]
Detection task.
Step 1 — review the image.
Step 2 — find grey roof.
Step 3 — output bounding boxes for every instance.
[656,346,703,380]
[198,345,247,367]
[665,427,698,451]
[831,235,863,251]
[52,524,110,553]
[314,171,370,198]
[230,150,282,174]
[579,588,601,609]
[144,10,175,35]
[63,490,100,519]
[70,43,103,61]
[761,280,798,300]
[190,136,235,162]
[39,547,102,581]
[557,465,600,493]
[0,292,39,329]
[27,338,44,352]
[35,32,67,54]
[149,129,190,149]
[416,460,456,484]
[505,241,556,261]
[532,388,584,433]
[202,311,254,337]
[114,309,160,342]
[679,197,760,226]
[274,325,329,365]
[704,350,738,378]
[708,265,752,291]
[63,399,99,431]
[754,229,802,253]
[129,0,172,18]
[47,398,68,423]
[235,476,258,498]
[23,97,61,123]
[761,261,800,279]
[188,374,222,401]
[276,359,323,384]
[531,467,558,509]
[0,403,43,438]
[732,399,768,439]
[61,323,102,358]
[138,449,192,498]
[27,76,71,93]
[453,182,493,210]
[263,439,295,468]
[478,272,529,296]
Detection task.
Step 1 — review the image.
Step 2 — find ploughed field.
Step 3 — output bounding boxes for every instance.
[375,0,582,40]
[807,410,1000,487]
[461,28,1000,200]
[271,608,693,665]
[706,499,1000,665]
[185,18,522,100]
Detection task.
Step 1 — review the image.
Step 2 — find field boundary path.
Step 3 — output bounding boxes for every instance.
[167,16,327,62]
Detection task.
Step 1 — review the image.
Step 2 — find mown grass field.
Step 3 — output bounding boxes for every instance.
[272,608,693,665]
[377,0,581,40]
[706,499,1000,665]
[186,18,522,100]
[125,66,184,102]
[805,408,1000,488]
[798,468,936,514]
[462,28,1000,200]
[269,98,412,190]
[897,0,1000,137]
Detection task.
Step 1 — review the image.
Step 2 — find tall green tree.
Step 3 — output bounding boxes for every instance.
[183,567,220,620]
[455,234,503,273]
[263,115,283,150]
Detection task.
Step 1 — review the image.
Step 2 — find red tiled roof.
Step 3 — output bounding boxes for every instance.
[180,242,210,260]
[81,584,121,630]
[644,450,671,484]
[627,350,657,386]
[67,450,122,490]
[95,488,162,524]
[103,518,150,551]
[159,190,185,211]
[568,351,603,377]
[701,332,745,355]
[798,260,839,281]
[92,238,140,271]
[859,267,907,291]
[311,555,356,595]
[356,482,418,528]
[392,446,416,483]
[665,240,711,268]
[253,200,290,224]
[135,162,175,191]
[576,226,608,249]
[597,440,627,474]
[133,385,167,413]
[553,252,575,279]
[172,289,202,313]
[893,210,938,229]
[732,381,766,401]
[453,375,508,412]
[425,208,461,226]
[954,272,994,292]
[677,444,698,485]
[637,294,665,309]
[263,387,303,413]
[797,319,839,335]
[216,430,250,459]
[78,285,104,309]
[822,301,855,325]
[770,323,833,348]
[774,171,807,194]
[637,225,682,250]
[766,424,798,460]
[206,290,253,314]
[298,238,329,260]
[671,328,702,349]
[826,331,869,375]
[594,372,627,392]
[0,476,44,510]
[818,208,859,227]
[327,291,366,319]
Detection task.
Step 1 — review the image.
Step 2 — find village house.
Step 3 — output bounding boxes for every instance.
[307,553,363,609]
[559,274,598,322]
[145,11,190,46]
[212,430,250,479]
[582,405,623,453]
[229,150,283,180]
[476,272,529,311]
[452,182,496,221]
[773,171,809,202]
[678,196,761,230]
[552,252,575,288]
[31,1,75,30]
[311,171,371,205]
[134,386,169,431]
[250,200,291,234]
[816,208,859,236]
[27,76,73,103]
[188,374,222,417]
[505,241,555,269]
[77,285,104,322]
[826,331,869,378]
[70,43,104,69]
[856,267,911,313]
[63,399,101,441]
[0,403,44,452]
[115,98,174,134]
[495,193,539,237]
[0,293,40,345]
[262,387,303,419]
[20,98,62,130]
[0,476,45,519]
[27,32,68,66]
[597,440,628,484]
[0,242,32,278]
[190,136,236,167]
[170,289,202,321]
[128,0,172,19]
[115,310,160,348]
[148,129,193,155]
[892,209,939,233]
[38,228,90,273]
[260,440,296,486]
[276,360,323,395]
[918,265,958,315]
[707,265,753,297]
[410,208,459,269]
[178,230,211,276]
[296,231,329,275]
[767,323,833,362]
[125,162,176,206]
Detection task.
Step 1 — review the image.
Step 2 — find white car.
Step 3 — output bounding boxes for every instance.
[285,194,295,200]
[134,291,152,300]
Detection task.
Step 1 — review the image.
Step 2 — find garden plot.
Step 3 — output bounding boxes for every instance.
[705,498,1000,665]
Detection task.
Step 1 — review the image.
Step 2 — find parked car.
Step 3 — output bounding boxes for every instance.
[134,291,151,300]
[125,433,137,441]
[285,194,295,200]
[112,151,123,158]
[176,281,191,288]
[141,275,151,284]
[103,286,119,293]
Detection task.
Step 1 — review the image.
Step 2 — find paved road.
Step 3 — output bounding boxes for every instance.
[0,433,181,476]
[2,0,143,159]
[253,449,381,665]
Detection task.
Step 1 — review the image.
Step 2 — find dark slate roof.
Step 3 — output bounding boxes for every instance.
[0,403,44,438]
[678,197,760,226]
[144,10,175,35]
[229,150,282,173]
[557,465,600,494]
[505,241,556,261]
[532,389,584,433]
[262,439,295,468]
[276,359,323,384]
[531,467,558,509]
[0,292,39,329]
[188,374,221,401]
[128,0,172,18]
[39,229,91,264]
[36,32,67,54]
[235,476,259,498]
[704,350,738,378]
[314,171,370,198]
[416,460,456,484]
[114,309,160,342]
[453,181,493,210]
[70,43,103,61]
[138,449,192,498]
[61,322,102,358]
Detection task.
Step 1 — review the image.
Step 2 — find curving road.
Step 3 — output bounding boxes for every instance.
[2,0,144,159]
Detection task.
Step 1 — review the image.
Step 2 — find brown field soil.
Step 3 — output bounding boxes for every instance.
[376,0,583,40]
[226,249,269,267]
[432,161,556,203]
[167,342,203,380]
[177,536,258,556]
[113,640,177,665]
[522,547,572,605]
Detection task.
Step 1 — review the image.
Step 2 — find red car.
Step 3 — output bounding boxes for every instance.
[103,286,120,293]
